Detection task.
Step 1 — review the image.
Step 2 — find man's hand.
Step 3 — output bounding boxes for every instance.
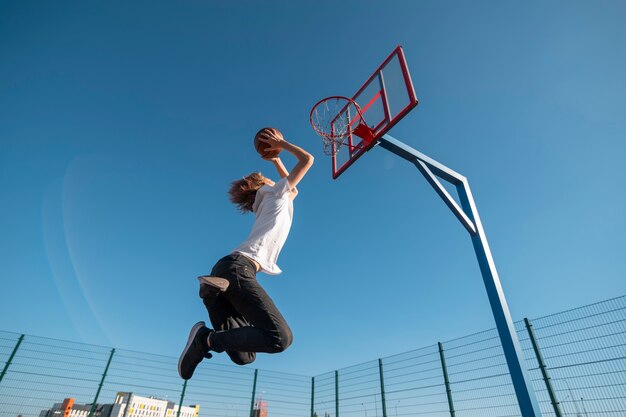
[256,127,314,191]
[262,155,280,163]
[257,128,286,157]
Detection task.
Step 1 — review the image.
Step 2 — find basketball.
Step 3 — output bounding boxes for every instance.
[254,128,282,159]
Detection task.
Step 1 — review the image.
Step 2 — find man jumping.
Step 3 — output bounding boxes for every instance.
[178,127,314,379]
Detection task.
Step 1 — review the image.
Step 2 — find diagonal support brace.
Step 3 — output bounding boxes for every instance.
[412,158,476,235]
[378,134,477,234]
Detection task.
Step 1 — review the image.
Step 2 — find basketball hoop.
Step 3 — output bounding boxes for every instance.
[310,96,368,156]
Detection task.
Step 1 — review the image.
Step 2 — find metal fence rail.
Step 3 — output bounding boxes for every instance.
[183,361,254,417]
[1,295,625,417]
[254,369,311,417]
[335,360,381,417]
[382,344,448,417]
[443,329,520,417]
[0,332,304,417]
[313,371,337,417]
[518,296,626,417]
[0,333,112,417]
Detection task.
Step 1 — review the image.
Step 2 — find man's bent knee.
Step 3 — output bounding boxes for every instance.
[270,325,293,353]
[228,351,256,366]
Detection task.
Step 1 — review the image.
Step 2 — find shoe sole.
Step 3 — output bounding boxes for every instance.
[197,276,230,292]
[178,321,205,379]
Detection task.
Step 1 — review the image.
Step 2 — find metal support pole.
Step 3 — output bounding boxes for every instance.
[335,370,339,417]
[0,334,24,385]
[176,380,188,417]
[311,377,315,417]
[438,342,456,417]
[88,348,115,417]
[378,359,387,417]
[524,318,563,417]
[250,369,258,417]
[455,180,541,417]
[378,135,542,417]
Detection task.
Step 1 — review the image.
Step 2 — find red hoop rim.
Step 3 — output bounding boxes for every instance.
[309,96,365,139]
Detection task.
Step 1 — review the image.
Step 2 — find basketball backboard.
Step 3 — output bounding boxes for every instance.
[311,46,418,179]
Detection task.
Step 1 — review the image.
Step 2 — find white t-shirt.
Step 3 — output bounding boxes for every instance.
[232,177,294,275]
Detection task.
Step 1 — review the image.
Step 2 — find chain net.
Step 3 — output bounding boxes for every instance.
[310,96,362,156]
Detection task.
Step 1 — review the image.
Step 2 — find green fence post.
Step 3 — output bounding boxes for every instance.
[88,348,115,417]
[438,342,455,417]
[378,359,387,417]
[176,380,188,417]
[335,370,339,417]
[249,369,258,417]
[0,334,24,386]
[311,376,315,417]
[524,318,563,417]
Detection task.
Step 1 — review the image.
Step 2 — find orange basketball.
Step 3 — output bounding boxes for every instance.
[254,128,282,159]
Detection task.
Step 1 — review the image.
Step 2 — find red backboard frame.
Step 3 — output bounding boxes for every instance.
[331,45,418,179]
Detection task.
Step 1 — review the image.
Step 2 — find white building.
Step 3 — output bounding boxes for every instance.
[109,392,198,417]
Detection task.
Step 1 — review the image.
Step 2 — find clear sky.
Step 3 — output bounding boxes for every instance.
[1,1,625,376]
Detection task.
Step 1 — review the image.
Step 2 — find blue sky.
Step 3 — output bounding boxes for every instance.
[1,1,625,376]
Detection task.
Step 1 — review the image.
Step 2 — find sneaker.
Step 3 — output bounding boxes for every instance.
[178,321,212,380]
[198,276,230,299]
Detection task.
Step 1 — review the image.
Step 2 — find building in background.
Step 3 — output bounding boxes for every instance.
[251,398,267,417]
[108,393,198,417]
[39,394,197,417]
[39,399,111,417]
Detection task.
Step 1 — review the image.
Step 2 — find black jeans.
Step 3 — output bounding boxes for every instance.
[201,254,293,365]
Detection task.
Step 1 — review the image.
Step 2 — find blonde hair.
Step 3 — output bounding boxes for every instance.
[228,172,267,213]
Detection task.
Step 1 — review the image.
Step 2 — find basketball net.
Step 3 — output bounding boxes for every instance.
[310,96,365,156]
